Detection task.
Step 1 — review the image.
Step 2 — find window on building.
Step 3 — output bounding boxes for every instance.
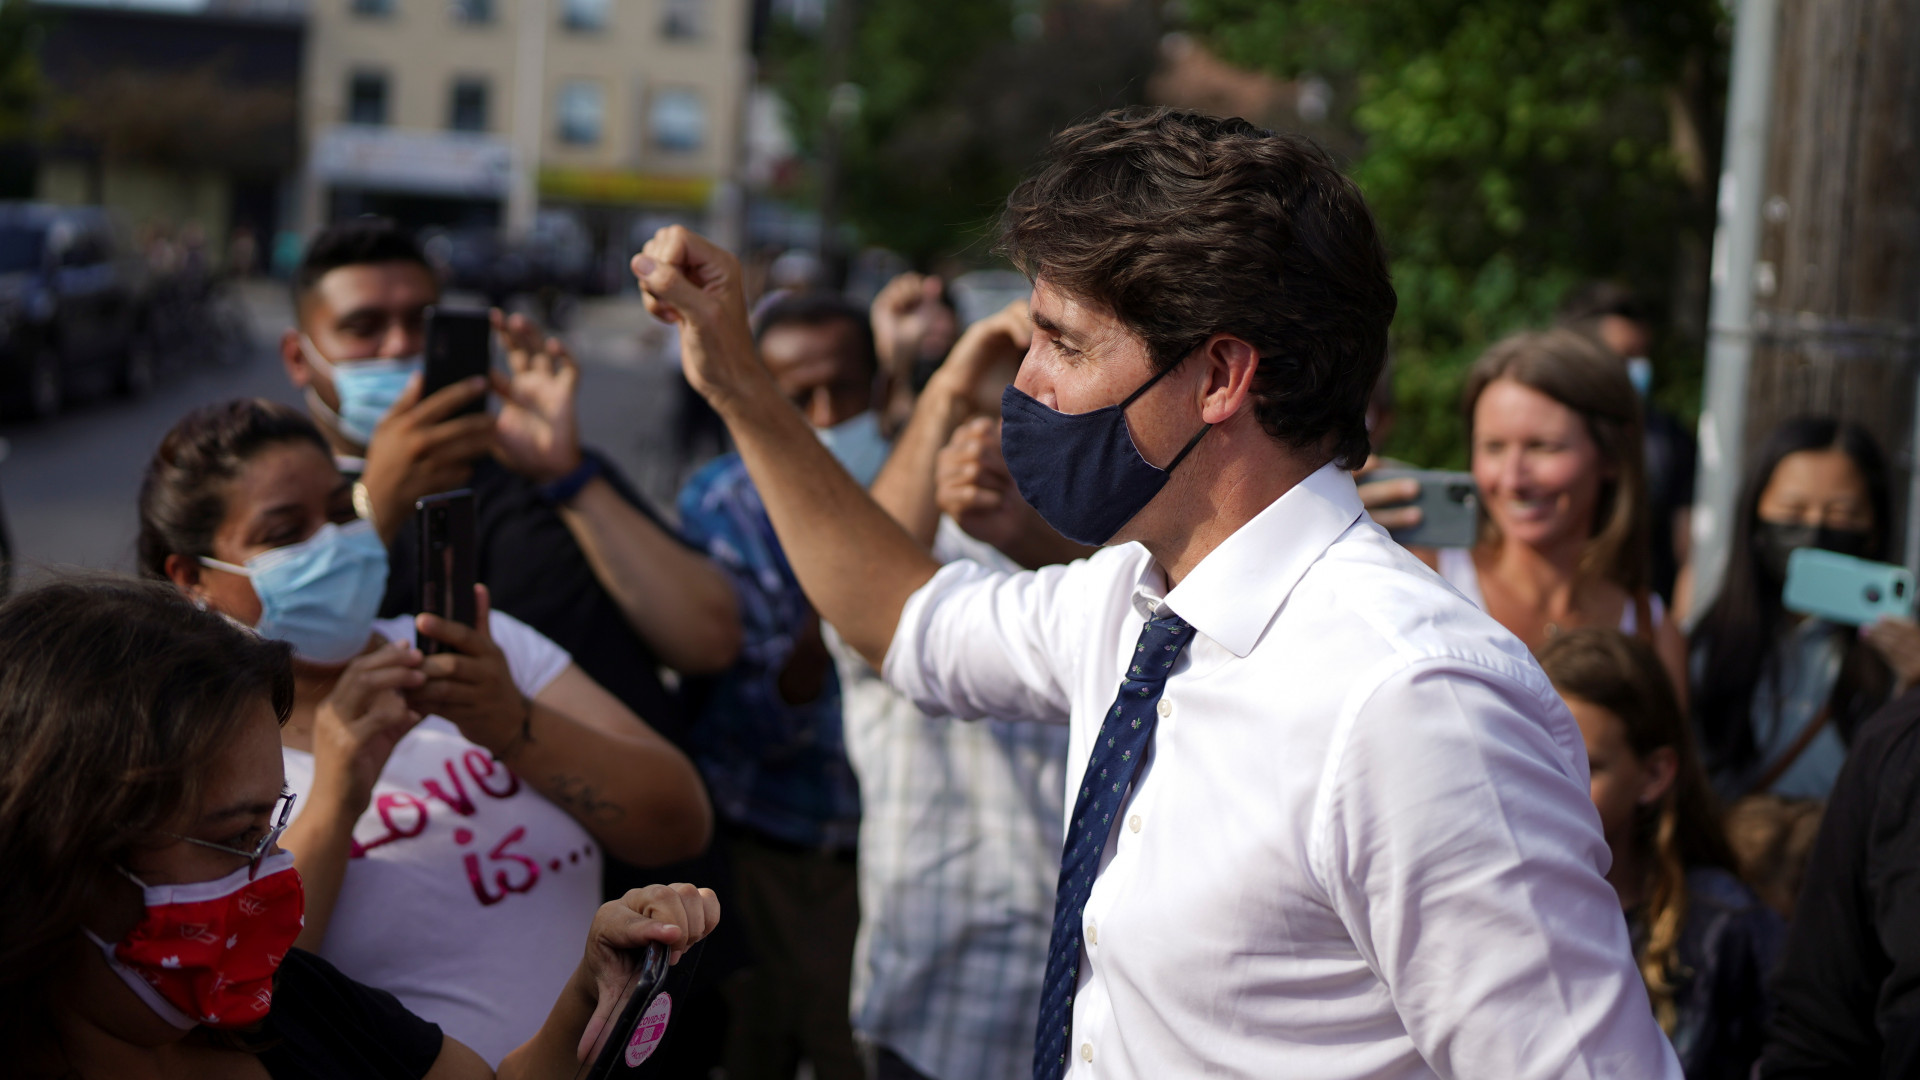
[449,77,489,132]
[450,0,493,22]
[650,88,705,152]
[351,0,394,15]
[347,71,389,126]
[662,0,701,38]
[557,80,605,145]
[560,0,608,31]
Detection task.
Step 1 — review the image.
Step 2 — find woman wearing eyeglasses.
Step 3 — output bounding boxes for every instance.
[1,576,719,1078]
[134,399,713,1066]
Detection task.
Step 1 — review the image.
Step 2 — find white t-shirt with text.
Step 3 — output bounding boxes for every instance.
[282,612,595,1067]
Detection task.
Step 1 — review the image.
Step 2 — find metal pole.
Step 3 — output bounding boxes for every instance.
[507,0,548,238]
[1689,0,1780,624]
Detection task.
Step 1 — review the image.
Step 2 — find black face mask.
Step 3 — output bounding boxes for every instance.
[1752,521,1874,583]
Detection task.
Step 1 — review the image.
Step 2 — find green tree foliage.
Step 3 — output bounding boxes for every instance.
[767,0,1161,265]
[1186,0,1726,466]
[0,0,43,141]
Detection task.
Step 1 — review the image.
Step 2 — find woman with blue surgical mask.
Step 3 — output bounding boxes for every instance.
[139,399,714,1067]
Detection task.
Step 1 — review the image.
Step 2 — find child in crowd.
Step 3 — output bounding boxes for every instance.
[1539,627,1781,1080]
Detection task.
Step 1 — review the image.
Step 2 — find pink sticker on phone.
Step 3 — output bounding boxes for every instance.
[624,992,672,1067]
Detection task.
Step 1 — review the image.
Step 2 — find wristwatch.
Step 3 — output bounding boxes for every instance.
[352,479,376,524]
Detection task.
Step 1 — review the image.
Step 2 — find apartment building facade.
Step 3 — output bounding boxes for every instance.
[302,0,749,255]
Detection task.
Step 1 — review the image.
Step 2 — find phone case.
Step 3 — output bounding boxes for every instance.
[422,306,493,416]
[1368,468,1480,549]
[575,941,705,1080]
[1783,547,1915,625]
[416,489,476,655]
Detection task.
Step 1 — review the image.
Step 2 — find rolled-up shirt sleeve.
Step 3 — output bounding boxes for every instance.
[1316,657,1683,1080]
[881,556,1088,726]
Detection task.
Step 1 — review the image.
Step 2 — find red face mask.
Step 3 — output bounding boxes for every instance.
[87,852,305,1029]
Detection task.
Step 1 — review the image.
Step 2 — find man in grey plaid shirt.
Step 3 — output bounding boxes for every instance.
[833,295,1089,1080]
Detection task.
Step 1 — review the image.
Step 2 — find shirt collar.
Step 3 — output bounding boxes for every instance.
[1129,462,1365,659]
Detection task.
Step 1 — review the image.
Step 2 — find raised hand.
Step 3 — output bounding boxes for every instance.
[1354,454,1423,532]
[358,374,494,541]
[871,272,949,373]
[629,226,757,404]
[309,640,426,818]
[937,416,1029,550]
[490,309,584,484]
[572,883,721,1062]
[411,583,528,758]
[926,298,1031,415]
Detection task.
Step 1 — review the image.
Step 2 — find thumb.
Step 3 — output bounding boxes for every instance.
[631,253,707,314]
[473,582,493,639]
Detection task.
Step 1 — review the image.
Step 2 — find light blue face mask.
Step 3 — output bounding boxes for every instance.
[201,519,390,664]
[1625,356,1653,398]
[815,410,892,487]
[301,335,422,446]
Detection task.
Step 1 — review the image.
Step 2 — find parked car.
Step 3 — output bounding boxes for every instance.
[0,203,154,419]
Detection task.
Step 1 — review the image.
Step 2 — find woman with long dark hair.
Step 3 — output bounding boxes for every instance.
[1690,417,1920,802]
[1539,627,1779,1080]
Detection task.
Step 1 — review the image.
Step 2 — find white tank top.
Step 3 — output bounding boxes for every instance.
[1435,547,1663,636]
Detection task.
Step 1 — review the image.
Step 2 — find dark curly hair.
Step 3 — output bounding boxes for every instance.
[997,107,1397,469]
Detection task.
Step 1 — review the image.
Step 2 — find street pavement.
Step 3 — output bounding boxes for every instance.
[0,281,708,587]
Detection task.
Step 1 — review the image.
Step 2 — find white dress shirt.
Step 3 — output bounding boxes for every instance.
[882,463,1681,1079]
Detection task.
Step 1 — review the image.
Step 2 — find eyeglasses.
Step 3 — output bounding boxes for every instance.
[170,792,296,880]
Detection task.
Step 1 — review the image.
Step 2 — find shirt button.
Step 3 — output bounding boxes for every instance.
[1081,1043,1094,1063]
[1086,920,1097,945]
[1157,699,1173,718]
[1128,814,1142,833]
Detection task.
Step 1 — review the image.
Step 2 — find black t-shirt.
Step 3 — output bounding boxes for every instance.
[377,451,686,740]
[258,949,443,1079]
[1760,688,1920,1077]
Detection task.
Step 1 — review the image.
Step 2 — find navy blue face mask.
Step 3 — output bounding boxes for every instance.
[1000,359,1211,546]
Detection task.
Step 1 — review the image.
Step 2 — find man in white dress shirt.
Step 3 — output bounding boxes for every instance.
[630,107,1681,1079]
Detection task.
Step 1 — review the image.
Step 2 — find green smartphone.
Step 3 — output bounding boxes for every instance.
[1783,548,1915,625]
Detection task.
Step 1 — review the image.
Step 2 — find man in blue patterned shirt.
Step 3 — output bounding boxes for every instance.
[677,292,889,1080]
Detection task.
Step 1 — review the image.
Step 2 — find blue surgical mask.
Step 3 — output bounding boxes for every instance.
[1625,356,1653,398]
[999,360,1210,546]
[816,410,891,488]
[201,519,390,664]
[301,335,422,446]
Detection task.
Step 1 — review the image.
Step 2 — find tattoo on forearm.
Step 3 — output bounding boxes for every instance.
[546,774,626,823]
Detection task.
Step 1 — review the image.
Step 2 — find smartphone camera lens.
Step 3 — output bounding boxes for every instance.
[1867,585,1883,604]
[1899,581,1909,599]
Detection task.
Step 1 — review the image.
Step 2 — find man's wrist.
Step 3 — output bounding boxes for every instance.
[539,454,601,505]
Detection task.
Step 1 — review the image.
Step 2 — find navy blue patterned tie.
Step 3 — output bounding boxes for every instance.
[1033,609,1194,1080]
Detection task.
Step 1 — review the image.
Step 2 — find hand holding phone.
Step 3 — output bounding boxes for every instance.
[1783,548,1915,626]
[1366,468,1480,549]
[575,941,705,1079]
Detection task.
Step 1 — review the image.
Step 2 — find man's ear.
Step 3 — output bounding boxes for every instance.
[1198,333,1260,426]
[281,328,312,390]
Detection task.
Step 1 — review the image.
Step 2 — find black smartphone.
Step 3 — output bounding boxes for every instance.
[415,489,476,656]
[575,940,705,1079]
[422,306,493,415]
